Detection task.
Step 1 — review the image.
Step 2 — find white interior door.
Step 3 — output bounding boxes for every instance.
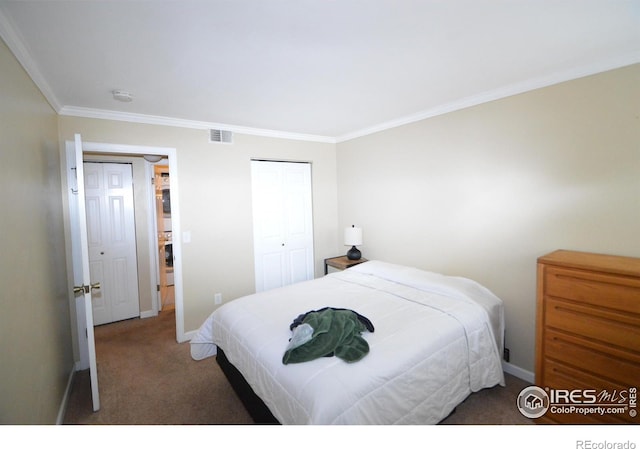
[67,134,100,411]
[84,162,140,325]
[251,160,314,292]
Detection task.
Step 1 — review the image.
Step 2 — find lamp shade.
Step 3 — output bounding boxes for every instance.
[344,225,363,246]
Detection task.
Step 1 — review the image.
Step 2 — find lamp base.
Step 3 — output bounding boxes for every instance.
[346,246,361,260]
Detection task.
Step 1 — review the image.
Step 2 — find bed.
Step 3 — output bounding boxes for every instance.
[190,260,505,424]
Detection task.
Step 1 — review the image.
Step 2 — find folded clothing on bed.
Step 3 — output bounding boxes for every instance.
[283,308,374,364]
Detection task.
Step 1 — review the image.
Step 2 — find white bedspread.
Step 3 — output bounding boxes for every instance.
[190,261,505,424]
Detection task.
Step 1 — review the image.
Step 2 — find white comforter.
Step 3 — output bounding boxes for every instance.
[190,261,505,424]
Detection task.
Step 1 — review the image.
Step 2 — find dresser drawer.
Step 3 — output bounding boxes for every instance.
[544,296,640,350]
[544,266,640,314]
[541,359,632,424]
[543,329,640,386]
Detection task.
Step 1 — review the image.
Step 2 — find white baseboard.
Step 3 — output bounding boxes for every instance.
[502,361,535,383]
[182,329,197,342]
[56,364,76,425]
[140,309,156,319]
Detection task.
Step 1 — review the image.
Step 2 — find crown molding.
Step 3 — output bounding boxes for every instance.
[336,53,640,143]
[58,106,336,144]
[0,8,62,112]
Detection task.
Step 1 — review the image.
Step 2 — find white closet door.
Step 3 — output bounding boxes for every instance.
[84,162,140,325]
[251,160,314,292]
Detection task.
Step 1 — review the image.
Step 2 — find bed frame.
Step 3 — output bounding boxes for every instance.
[216,348,280,424]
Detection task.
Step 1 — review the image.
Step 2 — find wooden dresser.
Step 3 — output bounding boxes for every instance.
[535,250,640,424]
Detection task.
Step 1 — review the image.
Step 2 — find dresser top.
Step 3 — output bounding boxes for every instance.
[538,249,640,277]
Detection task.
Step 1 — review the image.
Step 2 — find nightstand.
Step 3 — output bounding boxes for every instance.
[324,256,368,275]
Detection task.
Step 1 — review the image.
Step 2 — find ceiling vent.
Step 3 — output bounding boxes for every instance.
[209,129,233,144]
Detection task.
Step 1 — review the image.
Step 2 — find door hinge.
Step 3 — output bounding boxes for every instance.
[157,284,160,292]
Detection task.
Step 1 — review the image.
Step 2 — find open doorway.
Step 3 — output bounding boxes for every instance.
[67,138,186,374]
[64,137,186,414]
[153,163,174,311]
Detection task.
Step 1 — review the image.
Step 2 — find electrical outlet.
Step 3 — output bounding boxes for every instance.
[503,347,510,362]
[214,293,222,305]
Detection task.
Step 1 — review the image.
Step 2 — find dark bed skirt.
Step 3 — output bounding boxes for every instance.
[216,348,280,424]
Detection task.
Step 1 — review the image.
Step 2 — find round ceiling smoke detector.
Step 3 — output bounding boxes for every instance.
[112,90,133,102]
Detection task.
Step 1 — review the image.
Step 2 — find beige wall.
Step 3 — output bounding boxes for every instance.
[336,64,640,373]
[0,38,72,423]
[57,117,339,333]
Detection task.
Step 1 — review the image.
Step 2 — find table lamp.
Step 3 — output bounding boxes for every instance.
[344,225,363,260]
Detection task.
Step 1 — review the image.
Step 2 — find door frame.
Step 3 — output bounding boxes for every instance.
[63,139,186,370]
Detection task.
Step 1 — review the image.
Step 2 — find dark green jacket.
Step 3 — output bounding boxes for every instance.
[283,308,371,364]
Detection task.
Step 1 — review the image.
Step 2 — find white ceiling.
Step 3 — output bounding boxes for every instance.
[1,1,639,142]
